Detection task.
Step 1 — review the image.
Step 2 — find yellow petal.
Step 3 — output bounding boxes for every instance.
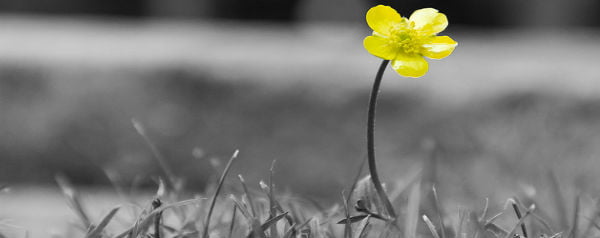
[391,55,429,78]
[364,35,397,60]
[422,36,457,59]
[409,8,448,35]
[366,5,402,36]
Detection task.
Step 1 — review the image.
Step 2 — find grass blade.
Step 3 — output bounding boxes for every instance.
[530,212,555,234]
[202,150,239,238]
[422,215,441,238]
[249,219,267,238]
[353,215,371,238]
[479,198,489,222]
[282,224,297,238]
[503,204,535,238]
[511,199,528,238]
[347,156,368,205]
[405,179,421,238]
[229,195,253,221]
[238,175,257,218]
[56,174,91,229]
[568,195,580,238]
[548,171,568,229]
[268,160,277,238]
[341,191,353,238]
[228,205,237,238]
[261,212,289,232]
[86,206,120,238]
[337,215,370,224]
[484,222,509,238]
[132,118,178,189]
[388,168,422,204]
[432,185,446,238]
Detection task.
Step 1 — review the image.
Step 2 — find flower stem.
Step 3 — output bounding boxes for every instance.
[367,59,396,219]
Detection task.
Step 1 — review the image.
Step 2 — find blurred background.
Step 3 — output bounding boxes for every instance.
[1,0,600,236]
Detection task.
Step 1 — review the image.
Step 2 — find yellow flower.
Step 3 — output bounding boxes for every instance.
[364,5,457,78]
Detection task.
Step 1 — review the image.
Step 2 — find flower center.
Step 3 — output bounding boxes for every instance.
[389,24,424,55]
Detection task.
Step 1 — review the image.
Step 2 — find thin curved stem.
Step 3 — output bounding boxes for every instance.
[367,59,396,219]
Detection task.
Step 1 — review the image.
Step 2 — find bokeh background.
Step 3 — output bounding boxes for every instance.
[2,0,600,236]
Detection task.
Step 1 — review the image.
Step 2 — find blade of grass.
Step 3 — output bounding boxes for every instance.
[530,212,555,234]
[479,198,489,222]
[249,219,268,238]
[268,160,277,238]
[103,169,138,218]
[422,138,439,190]
[341,191,352,238]
[270,197,295,227]
[312,218,324,238]
[295,218,313,234]
[457,208,467,238]
[261,212,289,233]
[132,118,178,189]
[202,150,239,238]
[86,206,120,238]
[337,215,370,224]
[422,215,441,238]
[229,195,253,221]
[152,199,163,238]
[405,179,421,238]
[388,168,422,203]
[483,222,509,238]
[468,210,485,238]
[568,195,580,238]
[353,215,371,238]
[481,201,509,237]
[548,170,568,229]
[228,205,237,238]
[503,204,535,238]
[549,232,563,238]
[343,155,369,238]
[485,211,504,225]
[282,224,297,238]
[55,174,91,229]
[511,198,528,238]
[347,156,368,206]
[432,185,446,238]
[288,202,305,227]
[238,175,257,218]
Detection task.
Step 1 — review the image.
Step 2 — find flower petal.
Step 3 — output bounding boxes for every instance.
[366,5,402,36]
[391,55,429,78]
[364,35,397,60]
[409,8,448,35]
[422,36,457,59]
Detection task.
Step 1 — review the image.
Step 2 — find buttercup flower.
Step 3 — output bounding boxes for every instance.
[364,5,457,77]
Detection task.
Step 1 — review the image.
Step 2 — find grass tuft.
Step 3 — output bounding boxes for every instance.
[42,136,600,238]
[49,167,600,238]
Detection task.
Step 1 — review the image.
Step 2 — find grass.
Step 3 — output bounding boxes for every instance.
[42,172,584,238]
[18,133,597,238]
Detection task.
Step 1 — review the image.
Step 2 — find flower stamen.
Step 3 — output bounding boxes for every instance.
[388,24,425,55]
